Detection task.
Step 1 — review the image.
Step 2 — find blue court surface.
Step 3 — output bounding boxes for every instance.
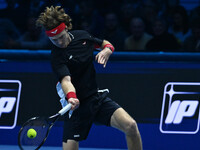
[1,123,200,150]
[0,145,127,150]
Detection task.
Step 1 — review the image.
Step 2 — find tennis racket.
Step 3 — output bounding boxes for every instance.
[18,103,72,150]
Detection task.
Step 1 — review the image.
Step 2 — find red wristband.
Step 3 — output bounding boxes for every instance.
[66,92,77,99]
[103,44,114,53]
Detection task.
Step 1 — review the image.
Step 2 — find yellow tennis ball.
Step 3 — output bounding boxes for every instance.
[27,128,37,139]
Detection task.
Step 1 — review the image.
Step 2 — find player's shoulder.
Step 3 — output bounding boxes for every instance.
[70,30,90,35]
[69,30,92,40]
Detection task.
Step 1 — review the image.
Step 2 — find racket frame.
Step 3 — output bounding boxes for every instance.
[18,103,71,150]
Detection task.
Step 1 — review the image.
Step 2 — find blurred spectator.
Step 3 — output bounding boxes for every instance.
[146,18,180,52]
[74,0,104,36]
[5,17,50,50]
[0,0,30,33]
[0,18,20,48]
[79,19,91,33]
[29,0,46,17]
[139,0,159,34]
[190,6,200,22]
[56,0,77,18]
[1,0,199,52]
[124,17,152,51]
[168,5,191,45]
[0,0,8,9]
[95,0,125,16]
[165,0,180,8]
[119,2,136,34]
[100,12,127,51]
[161,0,180,23]
[183,18,200,52]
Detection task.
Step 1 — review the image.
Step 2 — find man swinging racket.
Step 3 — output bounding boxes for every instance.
[36,6,142,150]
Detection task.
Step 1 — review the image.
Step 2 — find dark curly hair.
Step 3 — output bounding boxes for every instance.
[36,6,72,31]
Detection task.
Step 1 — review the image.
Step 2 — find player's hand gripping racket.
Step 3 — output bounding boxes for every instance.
[18,103,72,150]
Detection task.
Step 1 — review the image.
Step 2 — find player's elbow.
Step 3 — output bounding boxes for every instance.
[61,76,71,84]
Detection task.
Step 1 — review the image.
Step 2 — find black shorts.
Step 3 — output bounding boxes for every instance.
[62,91,121,142]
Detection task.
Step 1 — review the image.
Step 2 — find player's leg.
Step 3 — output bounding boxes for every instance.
[63,140,79,150]
[62,94,96,150]
[110,108,142,150]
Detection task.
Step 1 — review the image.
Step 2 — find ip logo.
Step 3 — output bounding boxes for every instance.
[160,82,200,134]
[0,80,22,129]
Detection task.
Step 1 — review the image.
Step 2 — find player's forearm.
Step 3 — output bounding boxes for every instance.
[101,40,110,48]
[61,76,76,95]
[61,76,79,110]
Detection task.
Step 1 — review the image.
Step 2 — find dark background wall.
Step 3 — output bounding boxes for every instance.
[1,51,200,149]
[1,51,200,124]
[1,60,200,125]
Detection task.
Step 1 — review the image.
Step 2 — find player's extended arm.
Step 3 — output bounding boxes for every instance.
[95,40,114,68]
[61,76,80,110]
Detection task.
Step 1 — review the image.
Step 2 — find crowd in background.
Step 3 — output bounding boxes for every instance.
[1,0,200,52]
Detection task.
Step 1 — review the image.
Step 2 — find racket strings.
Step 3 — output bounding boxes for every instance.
[19,118,50,149]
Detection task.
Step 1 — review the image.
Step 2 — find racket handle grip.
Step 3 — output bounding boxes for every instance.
[58,103,72,116]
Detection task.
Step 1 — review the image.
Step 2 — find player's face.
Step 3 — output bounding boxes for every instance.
[49,29,71,48]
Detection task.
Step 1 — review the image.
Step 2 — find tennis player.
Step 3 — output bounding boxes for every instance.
[36,6,142,150]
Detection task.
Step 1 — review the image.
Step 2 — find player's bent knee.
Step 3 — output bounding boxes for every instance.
[125,119,138,137]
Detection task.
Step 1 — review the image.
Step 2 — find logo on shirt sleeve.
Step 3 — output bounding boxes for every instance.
[82,41,87,45]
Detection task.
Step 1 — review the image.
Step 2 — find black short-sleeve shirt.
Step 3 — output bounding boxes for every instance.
[51,30,103,100]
